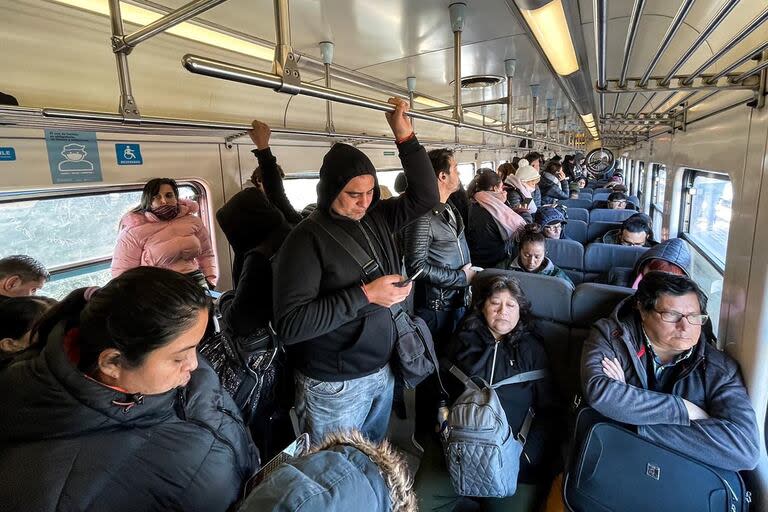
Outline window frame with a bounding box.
[678,169,730,272]
[0,181,208,282]
[650,163,667,228]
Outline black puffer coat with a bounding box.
[444,319,561,482]
[0,326,258,512]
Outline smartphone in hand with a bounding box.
[395,268,423,287]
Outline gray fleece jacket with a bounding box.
[581,297,760,471]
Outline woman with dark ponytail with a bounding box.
[112,178,218,289]
[0,267,258,512]
[506,224,574,286]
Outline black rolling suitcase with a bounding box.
[563,408,751,512]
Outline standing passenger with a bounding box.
[0,255,49,302]
[0,295,56,370]
[272,98,439,443]
[503,159,539,223]
[112,178,217,288]
[539,161,570,205]
[403,148,475,344]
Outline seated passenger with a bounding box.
[112,178,218,288]
[581,272,760,471]
[467,171,526,268]
[539,161,570,205]
[576,176,588,189]
[568,182,580,199]
[610,237,690,289]
[0,255,49,302]
[503,158,539,223]
[444,273,560,486]
[239,430,416,512]
[535,206,570,241]
[602,214,657,247]
[606,191,628,209]
[507,224,574,287]
[0,267,258,512]
[0,295,56,370]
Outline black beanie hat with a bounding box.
[317,143,379,211]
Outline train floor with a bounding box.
[387,390,549,512]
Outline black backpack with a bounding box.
[199,292,294,459]
[563,407,751,512]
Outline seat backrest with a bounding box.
[545,238,584,271]
[589,208,635,223]
[571,283,635,327]
[594,188,612,194]
[563,219,587,244]
[583,243,648,281]
[628,195,639,205]
[481,268,573,324]
[586,221,621,243]
[567,207,589,223]
[592,192,610,203]
[561,199,592,210]
[578,192,593,201]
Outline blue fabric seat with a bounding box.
[567,207,589,223]
[583,243,648,281]
[545,238,584,284]
[592,192,610,203]
[564,220,588,244]
[589,208,636,223]
[578,192,593,201]
[561,199,593,210]
[586,221,622,243]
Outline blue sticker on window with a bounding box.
[0,147,16,161]
[116,143,143,165]
[45,130,103,184]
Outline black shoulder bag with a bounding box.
[309,212,443,390]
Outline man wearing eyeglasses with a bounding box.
[581,271,760,471]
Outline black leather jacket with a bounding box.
[403,201,471,311]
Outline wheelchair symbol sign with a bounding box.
[116,143,143,165]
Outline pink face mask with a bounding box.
[151,204,179,221]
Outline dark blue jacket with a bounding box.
[0,325,258,512]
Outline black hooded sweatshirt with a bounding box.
[272,137,439,381]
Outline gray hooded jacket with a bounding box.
[581,297,760,471]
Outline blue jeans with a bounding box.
[295,365,394,444]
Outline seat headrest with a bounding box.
[572,283,634,325]
[545,239,584,270]
[584,243,648,273]
[479,269,572,323]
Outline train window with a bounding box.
[679,171,731,334]
[480,161,495,171]
[457,162,476,187]
[637,162,646,202]
[650,164,667,229]
[0,183,203,299]
[283,169,404,210]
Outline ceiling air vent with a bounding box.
[450,75,505,89]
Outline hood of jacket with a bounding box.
[120,198,199,230]
[632,237,691,276]
[216,188,291,253]
[541,171,560,186]
[239,430,416,512]
[316,143,380,212]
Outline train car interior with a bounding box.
[1,0,768,510]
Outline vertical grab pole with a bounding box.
[407,76,417,131]
[108,0,140,119]
[320,42,335,133]
[450,2,466,144]
[505,59,516,134]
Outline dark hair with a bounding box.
[611,184,628,193]
[35,267,210,372]
[0,255,50,282]
[394,172,407,194]
[133,178,180,212]
[517,223,546,249]
[0,296,56,342]
[635,271,708,315]
[497,162,516,182]
[463,273,532,336]
[428,148,454,179]
[544,161,562,175]
[622,216,654,240]
[473,169,501,193]
[563,155,574,164]
[252,164,285,183]
[511,156,521,170]
[523,152,542,164]
[608,192,628,202]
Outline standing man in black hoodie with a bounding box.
[272,98,439,443]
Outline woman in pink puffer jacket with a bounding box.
[112,178,218,287]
